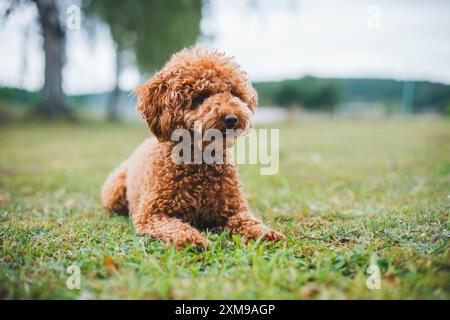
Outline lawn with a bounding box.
[0,118,449,299]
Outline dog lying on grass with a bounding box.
[101,47,285,248]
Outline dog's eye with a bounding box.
[191,92,210,108]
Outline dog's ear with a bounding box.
[244,85,258,112]
[134,76,183,141]
[233,82,258,112]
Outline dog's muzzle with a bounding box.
[222,114,238,129]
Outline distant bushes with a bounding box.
[2,75,450,119]
[255,77,450,113]
[0,87,38,106]
[255,76,341,111]
[0,87,39,121]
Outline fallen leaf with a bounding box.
[385,272,396,284]
[298,283,321,298]
[103,256,118,275]
[0,193,6,203]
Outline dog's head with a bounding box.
[134,47,257,143]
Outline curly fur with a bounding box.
[101,47,285,248]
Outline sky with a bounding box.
[0,0,450,95]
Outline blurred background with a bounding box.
[1,0,450,122]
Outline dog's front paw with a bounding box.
[262,229,286,242]
[170,234,210,249]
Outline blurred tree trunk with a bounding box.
[107,47,122,121]
[33,0,71,119]
[19,25,30,87]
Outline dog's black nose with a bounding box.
[222,114,238,128]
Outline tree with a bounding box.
[84,0,203,120]
[274,82,302,108]
[313,80,341,112]
[273,77,341,112]
[33,0,71,119]
[300,76,341,112]
[2,0,71,119]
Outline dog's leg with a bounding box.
[101,161,129,215]
[133,213,209,249]
[224,212,285,242]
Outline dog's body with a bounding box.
[101,48,284,248]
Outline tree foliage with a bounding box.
[266,76,341,111]
[84,0,203,74]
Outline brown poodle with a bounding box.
[101,47,285,248]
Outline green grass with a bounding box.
[0,118,449,299]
